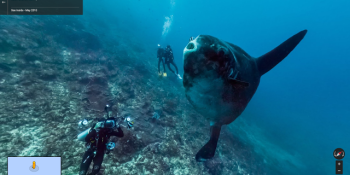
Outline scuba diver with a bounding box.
[157,44,166,77]
[157,44,182,79]
[77,105,133,175]
[164,45,182,79]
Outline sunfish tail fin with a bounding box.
[195,125,221,162]
[256,30,307,76]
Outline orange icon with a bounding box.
[33,161,36,169]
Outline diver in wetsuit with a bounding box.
[79,118,124,175]
[164,45,182,79]
[157,45,166,76]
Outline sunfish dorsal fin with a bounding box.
[256,30,307,76]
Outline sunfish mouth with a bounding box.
[184,37,199,56]
[186,42,195,50]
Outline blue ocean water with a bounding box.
[85,0,350,174]
[2,0,339,174]
[90,0,350,174]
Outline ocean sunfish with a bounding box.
[182,30,307,161]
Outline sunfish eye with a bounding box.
[217,47,228,56]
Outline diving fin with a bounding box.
[195,125,221,162]
[163,72,167,77]
[177,74,182,79]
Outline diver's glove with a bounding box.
[93,122,103,130]
[95,122,102,129]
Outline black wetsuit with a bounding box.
[79,127,124,175]
[164,47,179,75]
[157,48,166,73]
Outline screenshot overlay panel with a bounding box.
[8,157,61,175]
[0,0,82,15]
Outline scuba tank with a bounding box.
[76,104,112,142]
[77,128,91,141]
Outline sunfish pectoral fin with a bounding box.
[195,124,222,162]
[229,79,250,88]
[256,30,307,76]
[228,68,250,88]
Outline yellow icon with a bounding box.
[163,72,167,77]
[33,161,36,169]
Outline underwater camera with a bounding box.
[104,103,134,129]
[78,119,88,127]
[77,104,134,141]
[121,116,134,129]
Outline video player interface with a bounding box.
[0,0,82,15]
